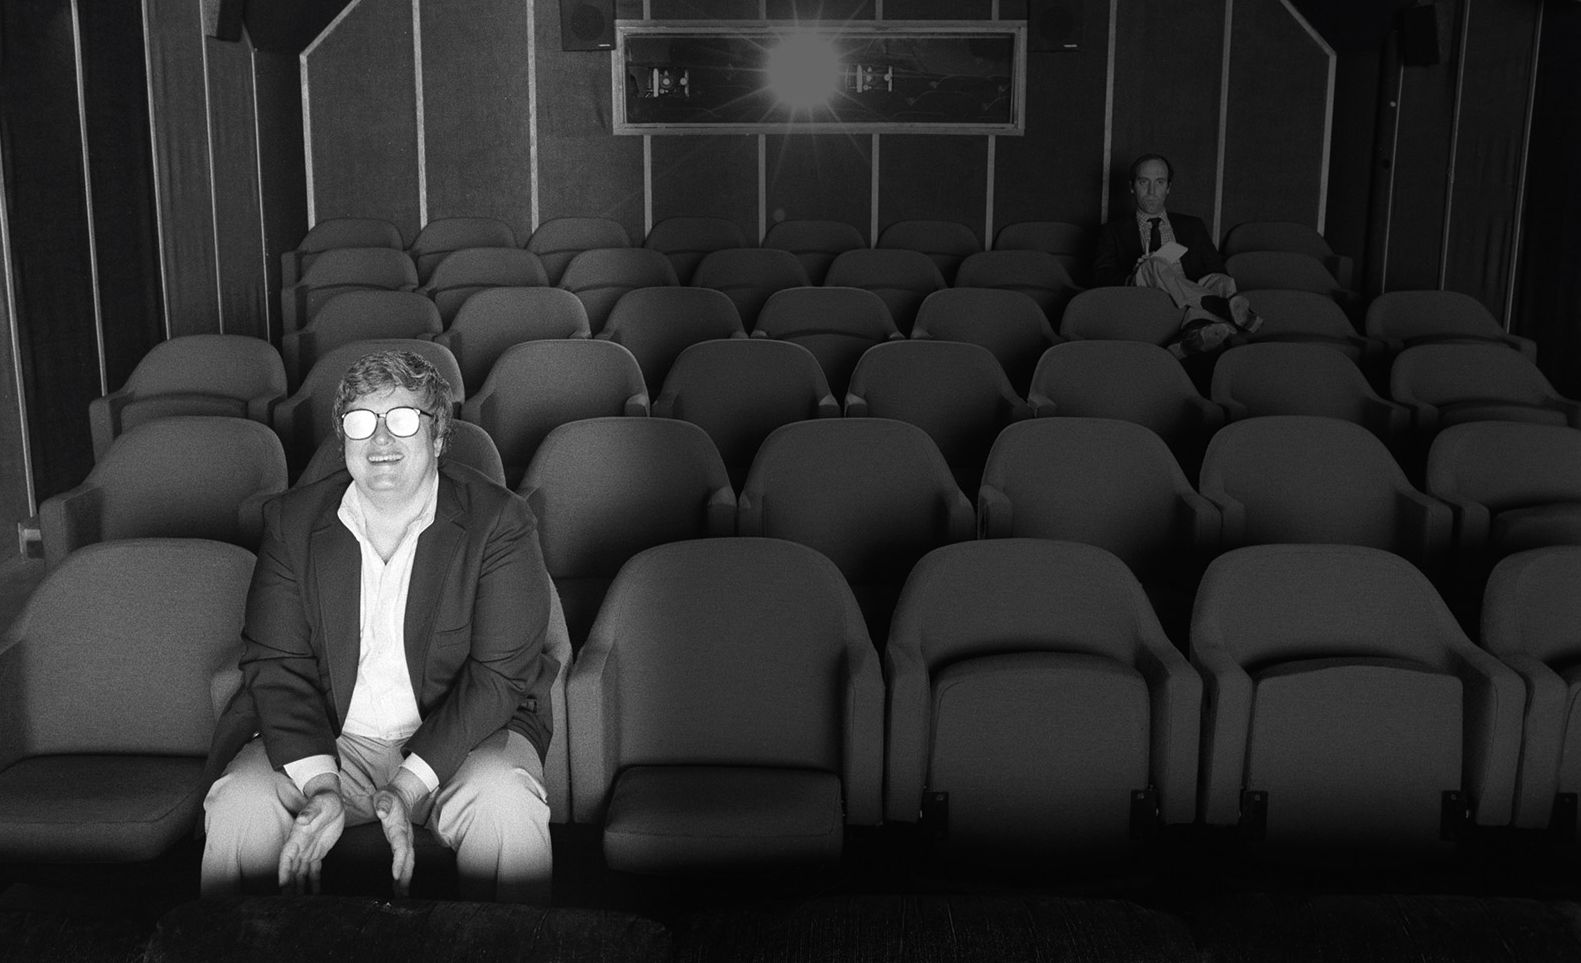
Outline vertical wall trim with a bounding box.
[1211,0,1234,243]
[247,31,272,344]
[140,0,173,340]
[301,0,364,229]
[0,102,38,517]
[526,0,540,232]
[757,134,767,242]
[869,134,880,244]
[1439,0,1472,289]
[198,0,225,332]
[984,136,996,247]
[643,136,653,237]
[412,0,428,227]
[70,0,108,392]
[1100,0,1119,222]
[1505,1,1543,330]
[1280,0,1335,233]
[1380,63,1405,294]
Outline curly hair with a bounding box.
[332,349,453,455]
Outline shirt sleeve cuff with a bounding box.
[282,754,339,795]
[400,753,440,795]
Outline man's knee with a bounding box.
[203,746,295,845]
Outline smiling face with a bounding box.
[1131,158,1171,216]
[342,385,441,505]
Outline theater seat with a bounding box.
[1221,221,1353,290]
[877,219,982,284]
[568,538,883,872]
[1193,544,1522,847]
[761,218,866,284]
[282,290,442,387]
[527,216,630,285]
[912,287,1060,395]
[1211,343,1409,444]
[885,539,1201,856]
[1481,546,1581,830]
[954,251,1083,322]
[1426,422,1581,565]
[40,416,286,568]
[281,216,404,287]
[0,539,253,862]
[1391,343,1581,433]
[407,216,518,284]
[754,286,902,399]
[88,334,286,461]
[282,247,419,335]
[644,216,747,284]
[433,286,591,392]
[824,249,946,335]
[1225,251,1345,300]
[1059,287,1181,345]
[559,248,679,335]
[1366,290,1537,361]
[690,248,810,330]
[416,247,548,324]
[597,286,746,390]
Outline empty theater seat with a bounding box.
[754,286,902,399]
[567,537,883,872]
[407,216,519,284]
[1060,286,1182,345]
[40,416,287,568]
[690,247,810,330]
[884,539,1201,856]
[761,218,866,285]
[993,220,1092,257]
[912,287,1061,395]
[844,339,1030,493]
[953,251,1082,322]
[597,286,746,390]
[519,417,736,649]
[877,219,983,284]
[282,216,404,287]
[559,247,680,335]
[1225,251,1346,300]
[824,249,947,335]
[739,418,974,644]
[1193,543,1522,847]
[527,216,631,285]
[461,339,648,487]
[1211,342,1409,444]
[282,290,443,387]
[282,247,419,334]
[1238,288,1382,368]
[1366,289,1537,360]
[416,247,549,324]
[0,538,253,862]
[1221,221,1353,290]
[88,334,286,461]
[653,338,839,490]
[1390,343,1581,433]
[644,215,747,284]
[433,286,592,392]
[1480,546,1581,830]
[1426,422,1581,564]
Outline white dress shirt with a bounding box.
[282,473,442,796]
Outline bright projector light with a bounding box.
[766,34,840,110]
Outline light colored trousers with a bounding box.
[201,728,552,903]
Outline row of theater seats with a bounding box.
[4,533,1578,877]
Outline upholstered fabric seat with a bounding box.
[407,216,518,283]
[433,286,591,391]
[526,216,630,285]
[559,248,679,334]
[281,290,442,386]
[754,286,902,399]
[912,287,1061,394]
[824,249,946,335]
[643,215,746,284]
[597,286,746,390]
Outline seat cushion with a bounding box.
[1489,503,1581,556]
[121,394,250,429]
[928,652,1150,852]
[603,765,843,874]
[1439,403,1570,429]
[1246,658,1462,847]
[0,754,206,862]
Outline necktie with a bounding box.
[1148,217,1162,255]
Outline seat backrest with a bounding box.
[584,538,867,774]
[654,338,834,486]
[761,219,866,284]
[1221,221,1334,260]
[299,247,418,289]
[980,418,1202,570]
[434,286,591,390]
[461,339,647,485]
[408,216,518,282]
[559,247,680,334]
[1,538,253,756]
[1200,415,1424,551]
[1211,343,1387,425]
[690,248,810,330]
[527,216,631,284]
[1391,343,1560,409]
[599,286,744,389]
[643,216,747,283]
[739,418,973,582]
[953,251,1080,320]
[421,247,547,290]
[1426,422,1581,512]
[755,286,898,398]
[122,334,286,402]
[877,219,982,283]
[1240,288,1363,342]
[823,249,946,334]
[1225,251,1341,296]
[290,217,405,283]
[1030,341,1207,439]
[290,291,443,383]
[993,221,1092,257]
[912,288,1058,394]
[1060,286,1181,344]
[1365,290,1503,344]
[1481,546,1581,664]
[296,419,507,489]
[1193,543,1460,668]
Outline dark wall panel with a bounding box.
[879,136,989,244]
[206,37,269,340]
[147,0,221,337]
[1109,0,1225,223]
[421,0,535,240]
[0,224,31,524]
[1220,1,1331,237]
[883,0,991,17]
[652,136,759,237]
[1442,0,1537,319]
[1382,0,1460,292]
[535,0,644,239]
[78,0,164,390]
[305,0,420,243]
[766,0,874,18]
[254,50,309,344]
[765,134,873,243]
[1,1,98,501]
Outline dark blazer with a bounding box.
[1092,211,1227,287]
[206,462,556,787]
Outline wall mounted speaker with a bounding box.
[1399,3,1441,67]
[1029,0,1084,52]
[560,0,615,52]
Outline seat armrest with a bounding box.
[1436,492,1491,557]
[1133,633,1203,824]
[1027,391,1056,417]
[976,484,1011,538]
[88,393,130,461]
[1179,490,1225,556]
[882,643,931,824]
[566,638,618,825]
[1440,636,1526,827]
[623,393,650,416]
[815,394,841,418]
[1394,488,1455,571]
[1193,396,1227,430]
[843,640,885,826]
[1193,642,1254,826]
[38,485,104,569]
[844,394,869,417]
[705,487,737,536]
[1495,653,1567,829]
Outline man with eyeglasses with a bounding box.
[201,349,556,903]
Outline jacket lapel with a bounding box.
[403,475,467,697]
[309,501,362,728]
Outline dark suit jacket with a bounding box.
[1092,212,1227,287]
[206,462,556,787]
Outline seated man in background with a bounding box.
[201,349,556,903]
[1093,152,1258,354]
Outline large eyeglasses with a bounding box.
[340,406,433,440]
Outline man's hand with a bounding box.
[277,776,345,895]
[373,768,428,897]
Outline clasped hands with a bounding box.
[277,769,428,897]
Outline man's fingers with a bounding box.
[308,859,323,896]
[278,838,301,890]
